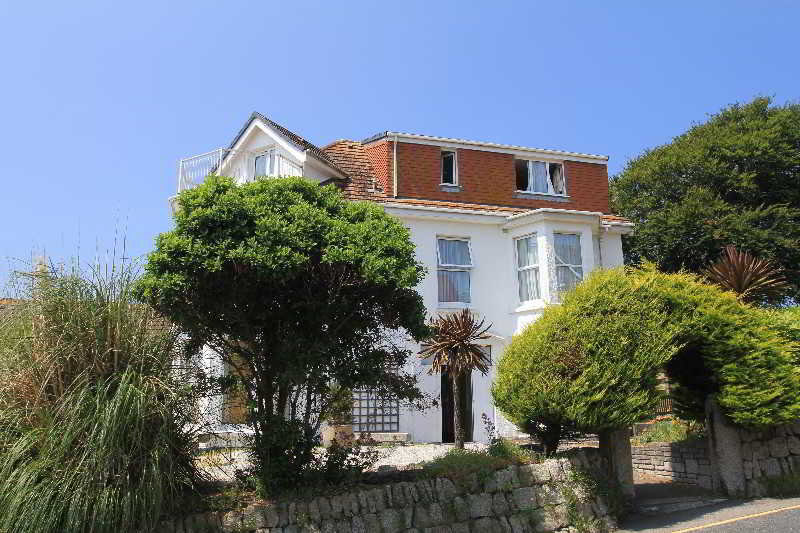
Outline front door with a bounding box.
[441,370,473,443]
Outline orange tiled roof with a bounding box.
[322,140,385,202]
[378,197,527,214]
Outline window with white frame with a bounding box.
[515,159,566,195]
[441,150,457,185]
[553,233,583,297]
[437,238,472,304]
[254,151,273,178]
[515,234,540,302]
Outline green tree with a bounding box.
[135,176,430,494]
[420,309,491,449]
[611,97,800,302]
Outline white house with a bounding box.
[174,112,633,445]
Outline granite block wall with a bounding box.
[156,448,617,533]
[631,439,712,489]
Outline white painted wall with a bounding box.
[386,207,628,443]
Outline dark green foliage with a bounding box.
[611,97,800,302]
[135,176,430,494]
[494,266,800,454]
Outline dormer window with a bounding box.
[441,150,457,185]
[515,160,566,196]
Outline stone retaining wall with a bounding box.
[631,439,712,489]
[738,421,800,497]
[157,448,617,533]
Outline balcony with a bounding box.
[176,148,303,194]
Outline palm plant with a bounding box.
[421,309,491,449]
[703,245,790,305]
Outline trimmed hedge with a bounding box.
[493,266,800,441]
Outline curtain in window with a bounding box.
[438,270,471,303]
[438,239,471,266]
[516,236,540,301]
[516,236,538,268]
[593,235,602,269]
[254,154,268,177]
[531,161,549,193]
[554,234,583,294]
[554,234,582,265]
[549,163,565,195]
[518,268,540,301]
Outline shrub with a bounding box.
[493,266,683,454]
[136,177,431,495]
[630,418,704,446]
[493,266,800,455]
[0,261,202,533]
[421,448,512,486]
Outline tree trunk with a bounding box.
[452,374,464,449]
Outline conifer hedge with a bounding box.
[493,266,800,449]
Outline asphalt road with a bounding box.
[619,497,800,532]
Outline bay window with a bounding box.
[553,233,583,298]
[515,234,540,302]
[437,238,472,304]
[515,159,566,195]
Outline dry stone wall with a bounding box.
[631,439,712,489]
[157,449,617,533]
[738,421,800,497]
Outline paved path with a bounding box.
[619,497,800,532]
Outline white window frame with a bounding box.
[515,159,567,196]
[514,233,541,303]
[253,149,275,178]
[436,237,472,305]
[441,150,458,185]
[553,232,584,300]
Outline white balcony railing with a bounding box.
[177,148,303,194]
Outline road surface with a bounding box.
[619,497,800,532]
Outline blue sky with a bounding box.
[1,1,798,292]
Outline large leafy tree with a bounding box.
[611,97,800,301]
[135,176,429,493]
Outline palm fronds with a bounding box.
[703,245,790,304]
[420,309,492,377]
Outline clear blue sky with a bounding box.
[1,1,798,292]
